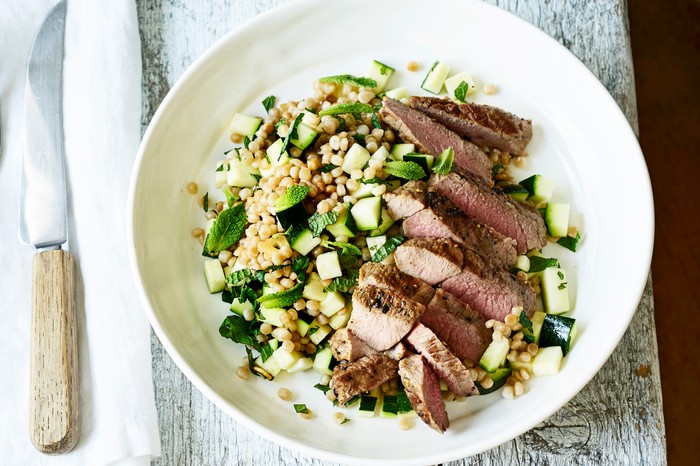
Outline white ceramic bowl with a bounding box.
[128,0,654,464]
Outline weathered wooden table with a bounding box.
[138,0,667,464]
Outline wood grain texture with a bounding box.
[137,0,666,464]
[30,249,80,454]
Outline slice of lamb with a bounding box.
[381,97,493,182]
[440,249,536,321]
[383,179,428,220]
[358,262,435,305]
[347,285,425,351]
[329,328,376,362]
[410,96,533,156]
[398,355,449,433]
[331,354,399,404]
[405,323,478,397]
[422,289,491,363]
[394,238,464,285]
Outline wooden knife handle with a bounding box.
[30,249,80,454]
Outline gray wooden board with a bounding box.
[137,0,666,464]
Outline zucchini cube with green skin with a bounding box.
[260,138,290,178]
[226,158,260,188]
[520,174,555,205]
[368,209,395,237]
[368,60,395,92]
[421,61,451,94]
[203,259,226,293]
[320,291,345,317]
[290,123,318,150]
[444,70,477,100]
[532,346,563,376]
[302,272,327,301]
[366,235,387,256]
[229,112,262,139]
[309,320,332,345]
[295,319,311,337]
[255,355,282,378]
[259,307,287,327]
[229,298,253,316]
[384,86,410,101]
[289,227,321,255]
[328,307,351,329]
[313,346,333,376]
[316,251,342,280]
[390,143,415,160]
[479,337,510,372]
[341,143,371,174]
[350,196,382,231]
[358,396,379,418]
[348,181,379,200]
[544,203,570,237]
[326,205,357,238]
[541,267,570,315]
[287,357,314,373]
[403,153,434,173]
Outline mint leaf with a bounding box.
[492,162,503,177]
[322,241,362,256]
[280,113,303,154]
[274,185,310,211]
[203,192,209,212]
[262,95,276,113]
[293,403,309,414]
[519,309,534,334]
[454,81,469,102]
[323,269,359,293]
[292,256,310,278]
[384,161,426,181]
[319,163,337,173]
[314,383,331,394]
[318,102,374,117]
[250,173,262,184]
[257,281,305,308]
[557,231,581,252]
[319,74,377,88]
[219,315,261,351]
[432,147,454,174]
[371,234,407,262]
[243,135,251,149]
[275,117,287,131]
[371,112,381,129]
[222,187,239,207]
[227,268,254,287]
[308,211,339,237]
[203,202,247,256]
[527,256,560,273]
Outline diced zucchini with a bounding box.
[296,319,311,337]
[326,205,357,238]
[350,196,382,231]
[289,227,321,255]
[229,112,262,139]
[215,163,228,188]
[309,321,332,345]
[316,251,342,280]
[260,138,290,178]
[229,298,253,316]
[366,235,387,256]
[255,355,282,378]
[520,175,555,205]
[371,145,390,163]
[403,153,434,173]
[476,367,512,395]
[532,346,563,376]
[341,143,371,174]
[358,395,379,417]
[368,60,395,92]
[204,259,226,293]
[320,291,345,317]
[514,255,531,272]
[380,395,398,418]
[274,348,306,370]
[421,61,451,94]
[259,307,287,327]
[313,346,334,375]
[275,202,310,230]
[290,123,319,150]
[444,70,477,100]
[522,311,546,343]
[287,357,314,373]
[539,314,577,355]
[509,359,534,373]
[349,181,378,200]
[368,209,395,237]
[302,272,327,301]
[541,267,570,315]
[501,184,530,202]
[384,179,402,192]
[544,203,570,237]
[384,87,410,101]
[396,389,417,418]
[328,306,351,330]
[226,158,261,188]
[479,337,510,372]
[390,143,415,160]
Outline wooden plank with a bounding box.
[137,0,666,464]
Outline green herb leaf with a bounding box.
[454,80,469,102]
[216,162,226,171]
[492,162,503,176]
[318,102,374,117]
[275,117,287,130]
[308,211,339,237]
[203,203,247,256]
[262,95,276,113]
[354,133,365,143]
[308,326,319,335]
[558,282,568,290]
[519,309,534,334]
[384,161,426,181]
[227,268,254,287]
[292,256,311,281]
[322,241,362,256]
[280,114,303,154]
[338,252,358,269]
[319,163,338,173]
[318,74,377,88]
[371,234,407,262]
[340,418,351,424]
[250,173,262,184]
[527,255,560,273]
[323,269,359,293]
[433,147,455,174]
[305,107,318,114]
[257,281,305,308]
[243,135,251,149]
[222,187,239,207]
[293,403,309,414]
[219,315,261,351]
[557,270,564,280]
[343,395,361,407]
[314,383,331,394]
[557,231,581,252]
[203,192,209,212]
[371,112,381,129]
[361,177,385,185]
[274,185,310,211]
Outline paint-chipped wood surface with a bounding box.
[137,1,666,464]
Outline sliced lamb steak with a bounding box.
[422,289,491,363]
[380,97,493,182]
[348,285,425,351]
[383,179,428,220]
[394,237,463,285]
[398,355,449,433]
[405,323,478,397]
[440,248,536,321]
[410,96,533,156]
[331,354,399,404]
[429,172,547,253]
[329,328,376,362]
[358,262,435,305]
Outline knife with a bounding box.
[19,0,80,454]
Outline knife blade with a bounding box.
[19,0,80,454]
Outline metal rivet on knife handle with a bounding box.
[29,249,80,454]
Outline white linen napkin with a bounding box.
[0,1,161,464]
